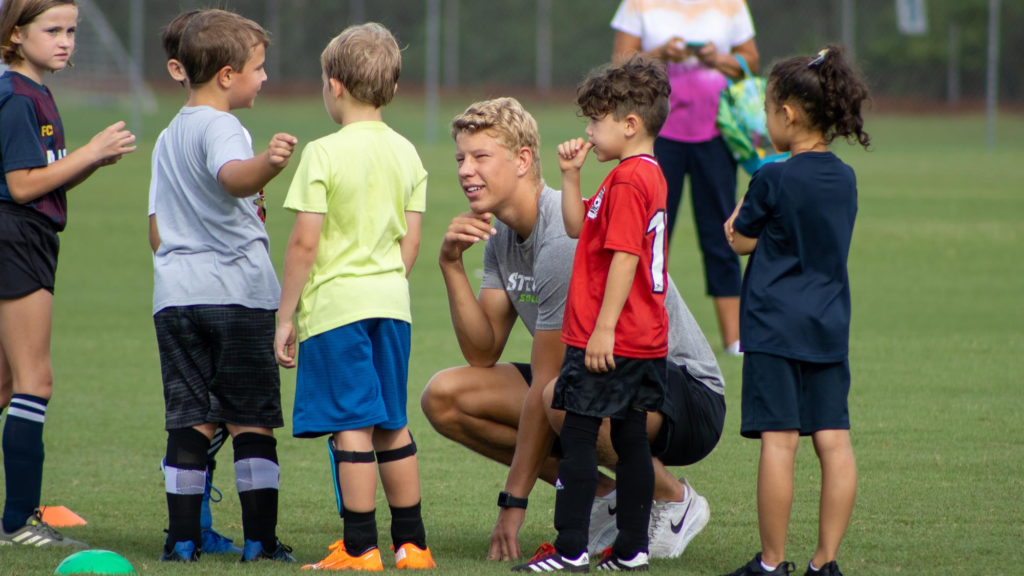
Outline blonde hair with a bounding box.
[0,0,76,66]
[451,97,542,185]
[321,23,401,108]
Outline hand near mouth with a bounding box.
[440,210,497,265]
[557,137,594,174]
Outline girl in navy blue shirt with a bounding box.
[0,0,135,549]
[720,45,870,576]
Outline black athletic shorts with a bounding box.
[0,202,59,299]
[741,352,850,439]
[653,362,725,466]
[155,305,283,430]
[515,359,725,467]
[550,346,667,420]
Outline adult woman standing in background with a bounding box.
[612,0,758,354]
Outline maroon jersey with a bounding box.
[0,71,68,230]
[561,155,669,359]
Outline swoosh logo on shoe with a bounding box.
[608,505,616,515]
[670,500,693,534]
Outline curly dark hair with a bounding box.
[575,55,671,137]
[768,45,871,149]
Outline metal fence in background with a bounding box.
[41,0,1023,143]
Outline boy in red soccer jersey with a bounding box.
[512,56,671,573]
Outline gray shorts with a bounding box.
[155,305,283,430]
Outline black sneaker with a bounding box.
[804,560,843,576]
[595,547,649,571]
[512,542,590,573]
[240,538,295,563]
[721,553,795,576]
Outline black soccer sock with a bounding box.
[164,427,210,549]
[233,433,280,551]
[610,410,654,559]
[2,394,47,533]
[208,424,227,462]
[343,508,378,556]
[552,412,602,558]
[390,502,427,550]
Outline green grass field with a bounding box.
[0,92,1022,575]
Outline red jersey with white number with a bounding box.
[561,154,669,358]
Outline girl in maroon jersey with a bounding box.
[0,0,135,548]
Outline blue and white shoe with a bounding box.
[240,539,295,563]
[200,474,241,554]
[160,539,200,562]
[160,457,241,555]
[202,528,242,555]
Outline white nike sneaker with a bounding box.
[588,490,619,555]
[647,478,710,559]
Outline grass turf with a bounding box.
[0,92,1021,574]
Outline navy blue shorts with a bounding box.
[740,352,850,439]
[293,318,411,438]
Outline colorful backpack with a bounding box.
[716,55,789,176]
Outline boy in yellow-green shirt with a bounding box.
[274,23,435,571]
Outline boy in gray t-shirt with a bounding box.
[151,10,297,564]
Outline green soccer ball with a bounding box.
[55,550,135,575]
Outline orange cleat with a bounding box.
[393,543,438,569]
[301,540,384,571]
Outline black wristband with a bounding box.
[497,491,528,510]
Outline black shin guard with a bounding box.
[375,435,416,464]
[553,412,602,558]
[376,438,425,549]
[233,433,280,551]
[328,438,378,519]
[332,445,377,555]
[207,424,227,464]
[165,428,211,549]
[610,410,654,558]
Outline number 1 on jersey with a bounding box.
[647,210,666,293]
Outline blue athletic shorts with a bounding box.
[740,352,850,439]
[293,318,411,438]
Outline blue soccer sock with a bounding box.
[2,394,48,533]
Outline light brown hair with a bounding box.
[178,9,268,87]
[575,55,671,137]
[321,23,401,108]
[451,97,543,185]
[161,9,200,61]
[0,0,77,66]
